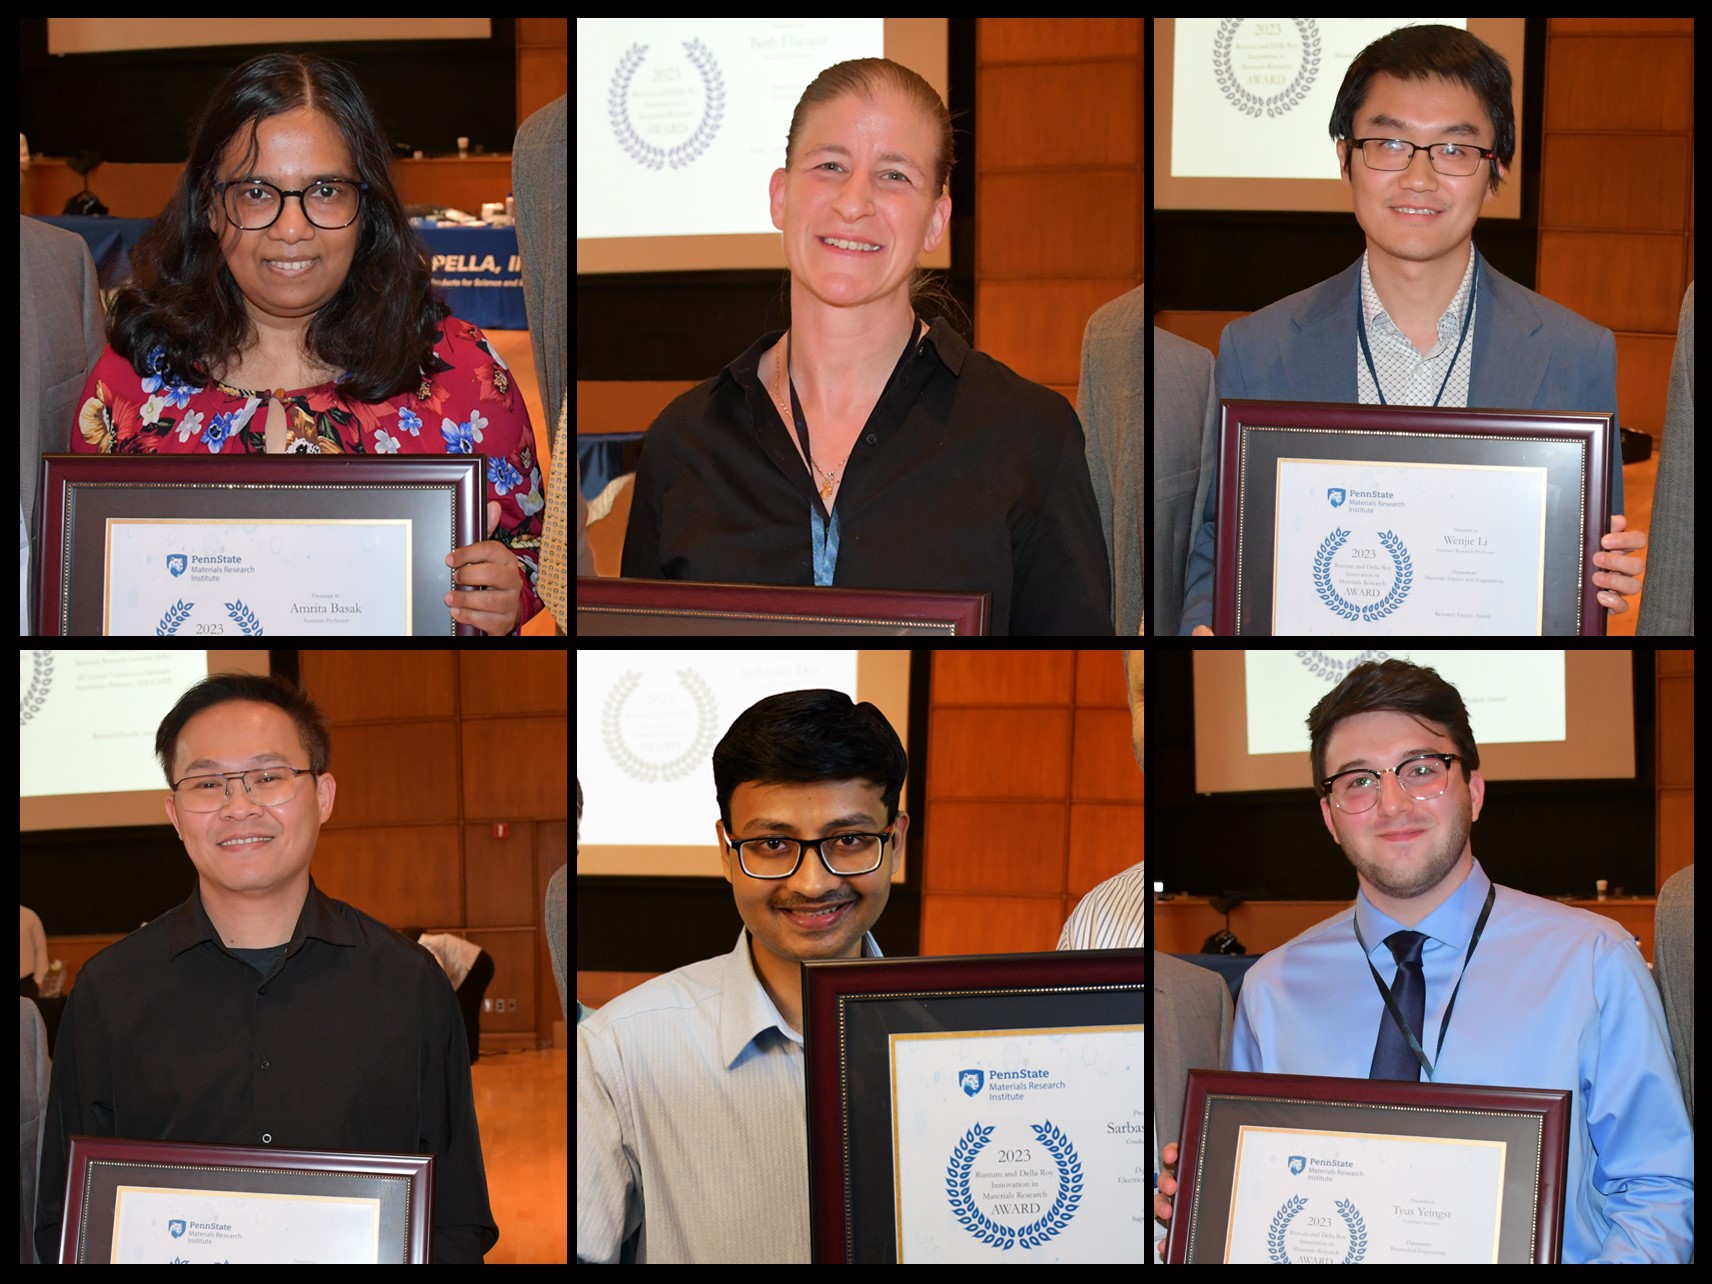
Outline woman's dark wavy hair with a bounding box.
[107,53,449,402]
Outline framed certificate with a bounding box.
[1211,400,1613,636]
[577,577,990,635]
[802,950,1144,1263]
[37,455,484,636]
[58,1136,434,1263]
[1165,1070,1571,1264]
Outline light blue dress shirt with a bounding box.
[1232,858,1693,1263]
[577,927,881,1264]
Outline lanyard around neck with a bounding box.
[1357,247,1479,408]
[783,318,922,586]
[1352,881,1496,1082]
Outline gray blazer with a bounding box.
[19,216,106,632]
[1154,952,1232,1175]
[1182,252,1624,631]
[1638,283,1692,636]
[1654,865,1692,1124]
[1153,326,1215,638]
[1076,285,1145,635]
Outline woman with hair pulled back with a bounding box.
[622,58,1112,635]
[72,53,543,635]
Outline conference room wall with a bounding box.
[299,650,567,1049]
[920,649,1142,954]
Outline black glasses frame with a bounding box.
[722,823,897,880]
[1320,753,1462,813]
[170,765,318,810]
[1347,137,1497,176]
[213,178,370,231]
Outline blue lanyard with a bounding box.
[809,503,840,588]
[783,318,921,587]
[1357,247,1479,408]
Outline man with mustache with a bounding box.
[577,689,906,1263]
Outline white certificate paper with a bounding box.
[110,1185,381,1263]
[1272,459,1549,634]
[1226,1126,1505,1263]
[104,519,413,635]
[890,1025,1145,1262]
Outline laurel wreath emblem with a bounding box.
[1212,19,1322,119]
[21,650,53,726]
[1294,650,1392,683]
[601,669,718,784]
[944,1120,1083,1251]
[156,599,195,635]
[1266,1194,1368,1263]
[609,40,726,171]
[1313,528,1412,622]
[225,599,264,636]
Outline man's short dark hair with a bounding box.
[155,673,332,785]
[1329,24,1515,195]
[713,689,908,828]
[1306,660,1480,790]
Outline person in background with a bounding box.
[402,926,494,1065]
[512,92,568,634]
[20,903,49,998]
[20,191,106,633]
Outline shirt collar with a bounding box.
[1360,244,1478,346]
[717,927,883,1066]
[1354,856,1492,956]
[167,875,363,961]
[717,314,968,398]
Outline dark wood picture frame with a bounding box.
[38,454,484,636]
[59,1135,435,1264]
[801,949,1144,1263]
[576,576,991,635]
[1165,1069,1571,1264]
[1211,400,1613,636]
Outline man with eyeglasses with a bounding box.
[578,689,907,1263]
[33,674,497,1263]
[1182,23,1647,632]
[1154,659,1691,1261]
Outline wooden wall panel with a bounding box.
[1655,651,1693,888]
[974,19,1143,403]
[291,651,566,1046]
[1539,19,1693,399]
[922,650,1140,955]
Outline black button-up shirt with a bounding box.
[34,878,498,1263]
[620,318,1114,635]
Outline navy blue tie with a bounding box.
[1369,930,1426,1081]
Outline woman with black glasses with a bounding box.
[70,53,542,635]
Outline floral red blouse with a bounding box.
[72,314,543,633]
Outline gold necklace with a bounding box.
[770,319,924,502]
[772,331,847,501]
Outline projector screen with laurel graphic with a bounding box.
[576,651,913,879]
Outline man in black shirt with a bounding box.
[34,674,498,1263]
